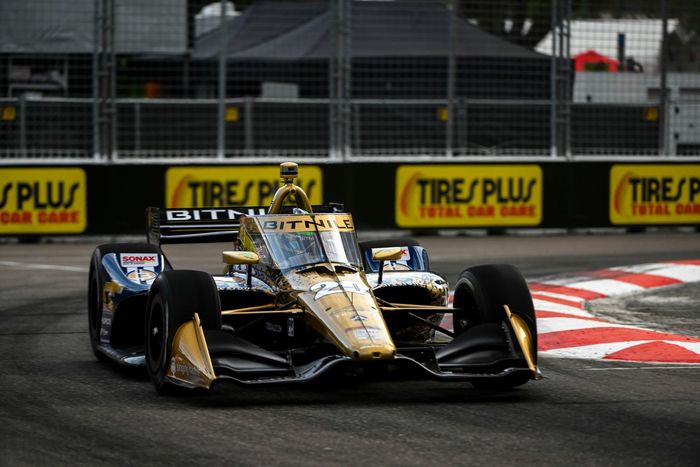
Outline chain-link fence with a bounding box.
[1,0,699,163]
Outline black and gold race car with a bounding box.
[88,162,539,394]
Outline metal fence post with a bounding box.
[564,0,572,160]
[329,0,351,161]
[446,0,456,158]
[217,0,227,160]
[342,0,351,161]
[457,99,467,152]
[550,0,558,158]
[134,102,141,153]
[329,0,339,161]
[92,0,100,161]
[19,95,27,158]
[659,0,668,157]
[244,96,253,154]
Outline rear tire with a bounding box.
[145,270,221,395]
[452,264,537,389]
[88,243,166,361]
[87,259,108,361]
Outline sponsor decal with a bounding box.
[345,326,383,341]
[120,254,159,267]
[257,214,354,233]
[164,207,265,222]
[610,165,700,224]
[265,322,283,333]
[288,317,295,337]
[215,275,246,287]
[0,168,87,234]
[395,165,542,227]
[310,280,370,300]
[351,315,368,322]
[126,269,157,284]
[171,359,201,379]
[165,166,323,208]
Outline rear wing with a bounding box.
[146,204,345,245]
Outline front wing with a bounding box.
[165,305,538,390]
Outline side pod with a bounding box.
[166,313,217,389]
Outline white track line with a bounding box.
[0,260,88,273]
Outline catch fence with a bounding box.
[1,0,699,163]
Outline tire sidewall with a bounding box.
[453,264,537,357]
[144,270,221,393]
[145,281,173,390]
[87,258,101,351]
[452,270,493,330]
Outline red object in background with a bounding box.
[574,50,619,72]
[145,81,162,98]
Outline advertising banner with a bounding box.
[610,165,700,224]
[396,165,542,227]
[165,166,323,208]
[0,168,87,234]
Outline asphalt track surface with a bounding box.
[1,232,699,466]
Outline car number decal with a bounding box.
[310,280,369,300]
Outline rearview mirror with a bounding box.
[223,251,259,288]
[372,247,403,262]
[372,247,403,285]
[223,251,259,265]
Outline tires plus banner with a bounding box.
[610,165,700,225]
[0,168,87,234]
[165,166,323,208]
[396,165,542,227]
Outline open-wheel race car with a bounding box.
[88,162,540,394]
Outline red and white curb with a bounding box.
[530,260,700,364]
[447,260,700,364]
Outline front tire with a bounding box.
[452,264,537,389]
[145,270,221,395]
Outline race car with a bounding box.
[88,162,539,394]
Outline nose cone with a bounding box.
[299,277,396,360]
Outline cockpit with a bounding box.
[240,214,362,270]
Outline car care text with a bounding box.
[0,168,87,233]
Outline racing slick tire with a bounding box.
[452,264,537,389]
[145,270,221,395]
[88,243,165,361]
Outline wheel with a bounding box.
[145,270,221,395]
[88,243,166,361]
[87,258,108,361]
[452,264,537,389]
